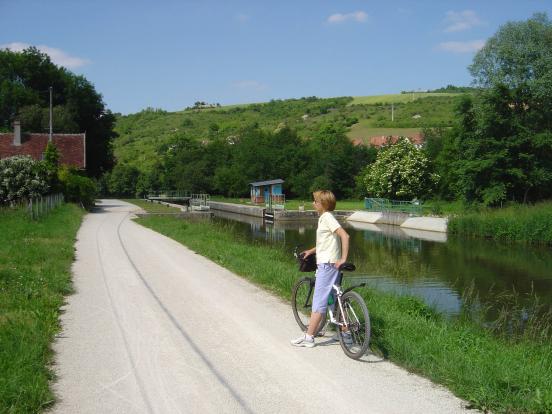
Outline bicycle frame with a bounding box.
[327,277,366,328]
[327,283,347,327]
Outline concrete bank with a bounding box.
[209,201,352,221]
[347,211,448,233]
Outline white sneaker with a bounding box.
[291,334,315,348]
[332,332,353,345]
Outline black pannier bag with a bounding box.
[297,252,317,272]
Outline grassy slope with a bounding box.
[135,213,552,414]
[350,92,459,105]
[120,198,182,213]
[0,204,84,413]
[113,94,464,172]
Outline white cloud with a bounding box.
[0,42,90,68]
[438,40,485,53]
[232,80,267,91]
[443,10,483,33]
[327,11,368,24]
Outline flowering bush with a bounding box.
[0,156,49,205]
[363,137,438,200]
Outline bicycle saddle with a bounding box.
[339,263,356,272]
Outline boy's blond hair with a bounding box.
[313,190,336,212]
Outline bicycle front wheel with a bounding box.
[336,291,371,360]
[291,277,326,335]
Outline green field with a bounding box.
[350,93,460,105]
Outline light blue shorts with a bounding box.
[312,263,340,313]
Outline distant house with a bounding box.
[250,179,284,204]
[0,120,86,168]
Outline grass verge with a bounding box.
[135,214,552,414]
[449,201,552,245]
[120,198,182,213]
[0,204,84,413]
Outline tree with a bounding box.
[0,46,116,177]
[363,137,438,200]
[469,12,552,131]
[437,13,552,205]
[449,85,552,205]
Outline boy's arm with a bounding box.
[334,227,350,269]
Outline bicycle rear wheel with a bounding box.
[336,291,371,360]
[291,277,326,335]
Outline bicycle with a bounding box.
[291,248,371,360]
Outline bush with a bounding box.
[0,155,49,204]
[363,137,438,200]
[58,166,97,210]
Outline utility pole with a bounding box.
[49,86,53,142]
[391,103,394,122]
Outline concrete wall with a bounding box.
[209,201,352,221]
[209,201,264,218]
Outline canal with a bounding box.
[210,210,552,321]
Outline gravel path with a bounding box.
[51,199,473,413]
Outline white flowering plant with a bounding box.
[363,137,439,200]
[0,156,50,205]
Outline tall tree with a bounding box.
[469,12,552,131]
[0,47,116,177]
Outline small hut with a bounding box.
[249,179,284,205]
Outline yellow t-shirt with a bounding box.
[316,212,342,264]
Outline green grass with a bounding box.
[135,215,552,413]
[121,198,181,213]
[449,201,552,244]
[0,204,84,413]
[350,93,460,105]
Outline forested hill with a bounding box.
[113,93,465,171]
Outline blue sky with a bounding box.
[2,0,551,114]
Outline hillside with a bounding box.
[113,93,466,171]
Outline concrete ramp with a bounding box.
[401,217,448,233]
[347,211,384,224]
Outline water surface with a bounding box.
[209,210,552,319]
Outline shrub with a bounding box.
[58,166,97,210]
[0,155,49,204]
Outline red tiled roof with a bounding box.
[367,133,424,148]
[0,133,85,168]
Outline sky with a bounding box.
[2,0,551,115]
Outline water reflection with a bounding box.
[210,210,552,319]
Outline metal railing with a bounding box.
[147,191,191,199]
[28,193,64,220]
[190,193,210,210]
[364,197,422,215]
[266,194,285,211]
